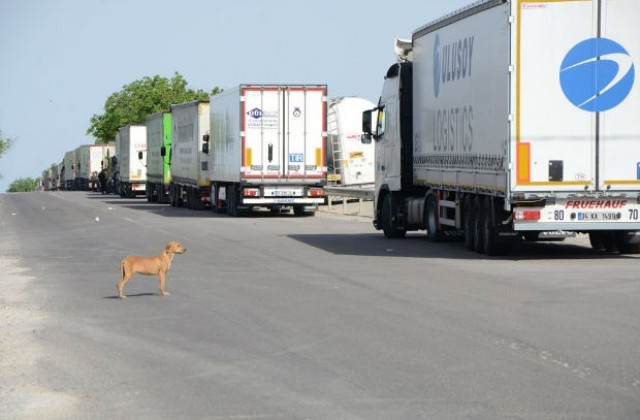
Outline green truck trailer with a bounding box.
[146,112,172,203]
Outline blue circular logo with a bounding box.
[433,34,441,98]
[560,37,635,112]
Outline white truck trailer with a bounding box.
[362,0,640,255]
[115,125,147,198]
[327,96,376,186]
[208,85,327,216]
[75,144,115,190]
[169,100,210,209]
[146,112,172,203]
[62,150,77,190]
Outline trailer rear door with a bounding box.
[513,0,639,192]
[242,86,327,182]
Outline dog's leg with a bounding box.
[117,261,131,299]
[159,270,170,296]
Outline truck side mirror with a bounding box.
[161,146,166,157]
[203,134,210,143]
[202,143,209,154]
[362,110,373,135]
[138,151,143,160]
[361,134,373,144]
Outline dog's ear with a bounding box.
[165,242,173,252]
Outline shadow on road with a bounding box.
[103,292,158,299]
[288,232,637,261]
[87,194,311,219]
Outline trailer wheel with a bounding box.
[473,196,485,254]
[381,194,406,239]
[601,232,619,253]
[227,185,237,217]
[170,185,177,207]
[425,194,442,242]
[191,187,204,210]
[481,197,500,256]
[463,196,475,251]
[615,231,640,254]
[293,205,313,217]
[588,232,605,250]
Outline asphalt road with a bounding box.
[1,191,639,419]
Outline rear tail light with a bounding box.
[308,188,324,197]
[242,188,259,197]
[514,210,541,220]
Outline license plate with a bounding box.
[263,187,303,197]
[577,212,621,221]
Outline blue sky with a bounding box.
[0,0,471,191]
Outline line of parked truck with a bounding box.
[41,86,376,216]
[41,0,640,255]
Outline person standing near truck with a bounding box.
[98,169,107,194]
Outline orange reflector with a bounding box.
[308,188,324,197]
[517,142,530,183]
[245,147,252,167]
[514,210,541,220]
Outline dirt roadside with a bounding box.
[0,258,77,420]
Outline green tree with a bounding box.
[0,130,16,181]
[87,72,221,144]
[0,129,15,158]
[8,177,40,192]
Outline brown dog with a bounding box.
[117,241,186,299]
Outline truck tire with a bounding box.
[170,185,177,207]
[588,232,605,250]
[602,232,619,253]
[425,194,442,242]
[381,194,406,239]
[185,187,193,209]
[227,185,237,217]
[293,205,314,217]
[482,197,499,256]
[473,196,485,254]
[615,231,640,254]
[193,188,201,210]
[463,196,475,251]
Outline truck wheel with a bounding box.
[482,197,500,256]
[473,196,485,254]
[588,232,605,250]
[185,188,193,209]
[615,231,640,254]
[463,196,475,251]
[425,194,442,242]
[170,185,177,207]
[227,185,237,217]
[602,232,619,253]
[191,188,203,210]
[381,194,406,239]
[293,205,313,217]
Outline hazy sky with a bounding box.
[0,0,471,191]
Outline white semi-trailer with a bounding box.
[362,0,640,254]
[115,125,147,198]
[208,85,327,216]
[62,150,77,190]
[75,144,114,190]
[169,100,210,209]
[327,96,376,186]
